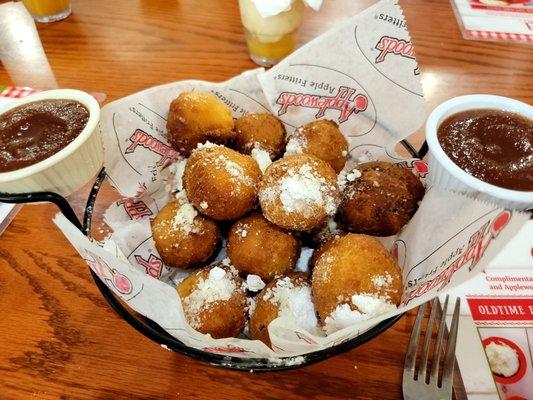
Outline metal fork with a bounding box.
[403,296,461,400]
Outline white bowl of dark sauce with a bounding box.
[0,89,103,197]
[426,95,533,210]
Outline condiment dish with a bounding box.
[0,89,102,197]
[426,94,533,210]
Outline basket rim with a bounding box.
[88,268,405,371]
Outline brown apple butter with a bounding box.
[437,109,533,192]
[0,99,89,173]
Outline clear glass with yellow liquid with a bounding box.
[239,0,304,67]
[22,0,71,23]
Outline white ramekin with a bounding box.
[0,89,103,197]
[426,95,533,210]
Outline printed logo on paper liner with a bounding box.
[134,254,164,279]
[125,128,179,168]
[402,210,512,305]
[354,15,423,96]
[395,159,429,178]
[84,251,133,295]
[110,109,173,180]
[117,197,153,220]
[273,66,377,137]
[375,36,415,64]
[412,160,429,178]
[127,235,173,281]
[276,86,368,124]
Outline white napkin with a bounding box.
[0,1,58,89]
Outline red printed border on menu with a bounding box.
[465,30,533,43]
[470,4,533,14]
[0,86,38,99]
[467,297,533,323]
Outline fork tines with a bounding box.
[403,295,461,400]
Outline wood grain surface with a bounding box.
[0,0,531,399]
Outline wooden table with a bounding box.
[0,0,531,399]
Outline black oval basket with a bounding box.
[0,140,427,371]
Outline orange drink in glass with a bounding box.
[22,0,71,23]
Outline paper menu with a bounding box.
[452,0,533,43]
[53,0,530,360]
[444,260,533,399]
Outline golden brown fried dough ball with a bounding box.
[258,154,341,231]
[311,234,403,334]
[285,120,348,173]
[177,263,246,338]
[227,213,300,282]
[183,144,262,221]
[151,199,220,269]
[338,161,425,236]
[234,113,286,158]
[166,91,235,156]
[250,273,318,347]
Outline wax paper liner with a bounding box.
[54,0,529,359]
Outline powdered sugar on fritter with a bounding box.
[324,293,397,334]
[295,247,314,273]
[170,190,201,235]
[314,218,341,243]
[182,266,238,329]
[221,155,242,177]
[193,143,255,188]
[338,169,362,191]
[251,148,272,173]
[214,154,253,187]
[347,169,361,181]
[247,296,257,317]
[279,167,323,216]
[337,170,348,191]
[171,202,199,235]
[260,162,339,218]
[284,135,306,156]
[371,274,393,289]
[284,126,307,156]
[221,258,231,267]
[196,141,219,150]
[262,277,318,332]
[235,222,250,238]
[246,274,266,292]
